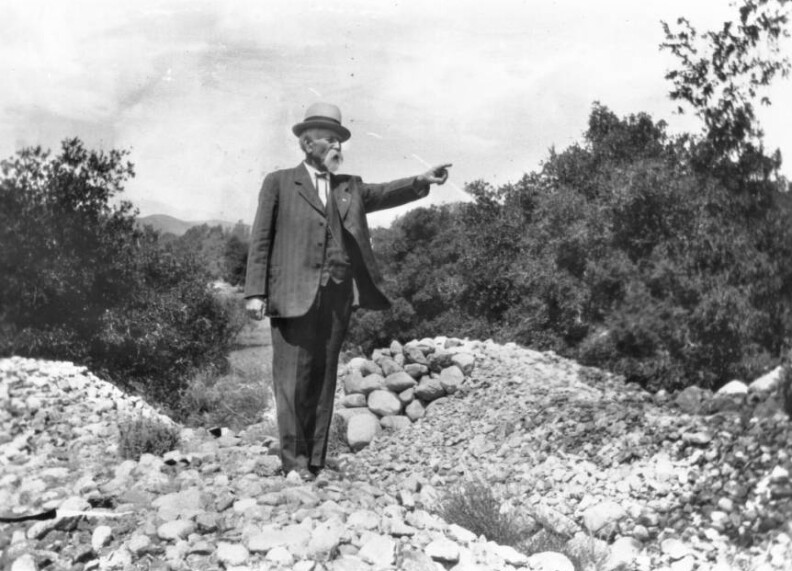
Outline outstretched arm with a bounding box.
[360,163,453,213]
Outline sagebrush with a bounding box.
[118,417,182,460]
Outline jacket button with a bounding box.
[314,263,321,268]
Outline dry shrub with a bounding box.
[118,416,181,460]
[437,478,527,546]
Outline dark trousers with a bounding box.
[269,279,353,473]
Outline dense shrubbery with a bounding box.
[0,139,242,411]
[347,104,792,391]
[160,221,250,286]
[348,1,792,391]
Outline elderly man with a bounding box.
[245,102,450,480]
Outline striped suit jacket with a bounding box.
[244,163,429,318]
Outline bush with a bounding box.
[437,479,528,546]
[0,139,242,411]
[347,103,792,392]
[118,416,181,460]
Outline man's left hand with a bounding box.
[417,163,452,186]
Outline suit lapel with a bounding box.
[331,176,351,220]
[293,164,325,215]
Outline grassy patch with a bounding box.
[118,416,181,460]
[437,478,614,571]
[437,478,529,546]
[178,314,273,431]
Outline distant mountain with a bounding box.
[137,214,242,236]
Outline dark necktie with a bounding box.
[318,172,342,240]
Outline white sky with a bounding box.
[1,0,791,227]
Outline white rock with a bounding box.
[670,555,696,571]
[346,357,368,373]
[216,542,249,566]
[347,510,381,530]
[717,380,748,395]
[582,501,627,536]
[447,524,477,545]
[328,555,371,571]
[233,498,258,513]
[527,551,575,571]
[340,394,367,408]
[99,548,133,570]
[405,400,426,421]
[661,538,691,560]
[451,353,476,374]
[127,534,152,555]
[385,371,418,392]
[91,525,113,550]
[750,366,783,393]
[10,554,37,571]
[344,372,384,395]
[335,407,374,425]
[439,366,465,394]
[347,412,381,451]
[358,534,396,567]
[308,518,345,557]
[381,415,412,431]
[605,537,641,571]
[399,387,416,404]
[389,340,403,355]
[368,390,402,416]
[157,520,195,541]
[151,488,204,521]
[493,544,529,566]
[265,546,294,566]
[414,377,445,402]
[425,538,460,563]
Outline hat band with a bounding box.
[304,115,341,125]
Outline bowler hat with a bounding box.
[292,102,351,142]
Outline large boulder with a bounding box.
[404,346,429,366]
[339,394,367,408]
[750,365,783,393]
[384,372,417,393]
[380,415,412,432]
[344,373,384,396]
[439,366,464,394]
[405,400,425,422]
[414,376,445,402]
[380,358,403,377]
[428,350,454,372]
[450,353,475,375]
[368,390,402,417]
[347,412,381,451]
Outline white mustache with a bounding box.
[323,150,343,172]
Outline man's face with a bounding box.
[306,128,344,173]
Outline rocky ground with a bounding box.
[1,339,791,571]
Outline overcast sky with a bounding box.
[2,0,791,227]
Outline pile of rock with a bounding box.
[335,337,477,451]
[668,364,785,417]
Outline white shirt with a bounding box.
[304,162,329,208]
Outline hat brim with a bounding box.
[292,120,351,142]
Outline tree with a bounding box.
[661,0,791,180]
[0,139,240,410]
